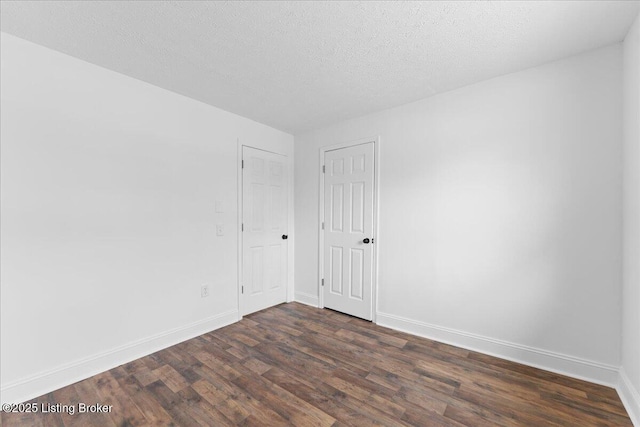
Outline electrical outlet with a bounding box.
[216,224,224,236]
[201,285,209,298]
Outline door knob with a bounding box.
[282,235,288,240]
[363,238,370,244]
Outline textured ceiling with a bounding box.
[1,1,639,133]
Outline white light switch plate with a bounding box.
[216,224,224,236]
[215,200,224,213]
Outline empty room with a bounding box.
[1,1,639,426]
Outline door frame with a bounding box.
[318,136,380,322]
[237,141,293,319]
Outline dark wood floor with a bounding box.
[1,303,632,426]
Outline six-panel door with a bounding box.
[323,142,374,320]
[242,147,288,315]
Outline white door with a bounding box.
[323,142,375,320]
[242,146,288,315]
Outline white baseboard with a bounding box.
[376,311,619,388]
[618,367,640,426]
[294,291,319,307]
[0,310,238,405]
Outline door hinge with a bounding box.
[321,278,324,287]
[321,222,325,230]
[241,223,244,231]
[242,285,244,294]
[322,165,325,173]
[242,160,244,169]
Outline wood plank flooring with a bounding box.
[1,303,632,426]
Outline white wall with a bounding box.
[0,33,293,404]
[621,12,640,427]
[295,44,623,384]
